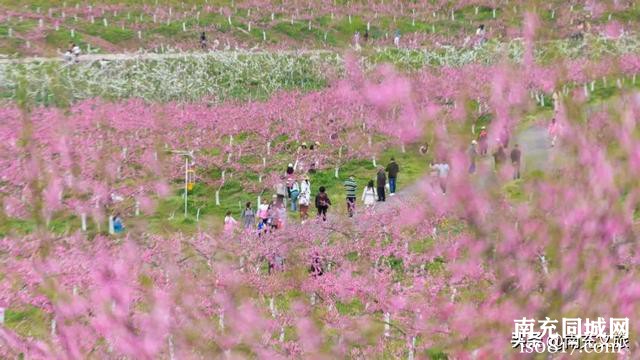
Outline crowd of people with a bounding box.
[222,157,404,234]
[63,42,81,63]
[468,125,522,180]
[354,24,488,49]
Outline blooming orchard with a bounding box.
[1,5,640,359]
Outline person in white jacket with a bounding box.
[298,175,311,222]
[361,180,377,208]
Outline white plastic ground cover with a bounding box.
[0,34,637,103]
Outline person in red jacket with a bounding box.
[478,126,488,156]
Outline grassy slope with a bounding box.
[3,1,636,57]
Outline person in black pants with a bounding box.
[376,167,386,202]
[315,186,332,221]
[200,32,207,50]
[386,157,399,195]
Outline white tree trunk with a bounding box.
[335,167,339,178]
[408,336,416,360]
[51,319,57,336]
[222,170,226,182]
[267,141,271,155]
[215,190,221,206]
[540,255,549,274]
[168,335,176,360]
[219,310,225,329]
[372,157,377,168]
[269,297,276,318]
[81,213,87,231]
[279,327,285,342]
[258,174,263,183]
[262,157,266,167]
[401,144,406,153]
[384,312,391,337]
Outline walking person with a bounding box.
[361,180,377,209]
[113,213,125,234]
[276,202,287,229]
[258,199,270,228]
[344,175,357,217]
[393,30,401,47]
[430,160,450,194]
[468,141,478,174]
[478,126,488,156]
[315,186,331,221]
[475,24,487,47]
[376,166,386,202]
[493,145,507,170]
[299,176,311,222]
[289,178,300,212]
[386,158,399,195]
[241,202,255,230]
[268,195,279,230]
[224,211,237,234]
[548,118,559,147]
[286,162,295,195]
[510,144,522,179]
[63,48,74,64]
[200,32,207,50]
[275,176,287,207]
[71,43,81,63]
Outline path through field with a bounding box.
[377,124,553,207]
[0,49,335,64]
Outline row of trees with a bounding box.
[2,55,640,356]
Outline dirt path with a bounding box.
[0,49,334,64]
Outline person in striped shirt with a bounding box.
[344,175,358,217]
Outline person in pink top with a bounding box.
[224,211,237,234]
